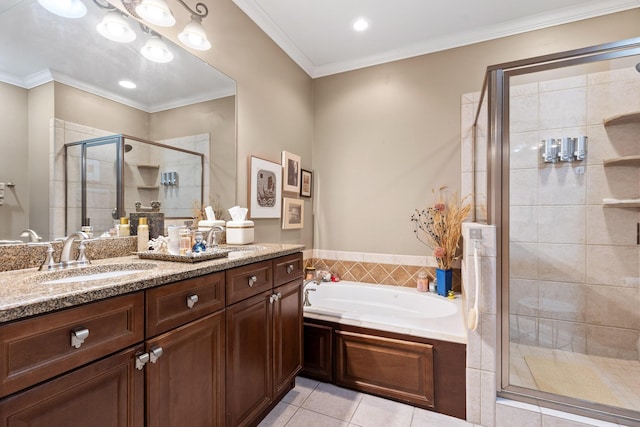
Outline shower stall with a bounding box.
[472,37,640,423]
[64,134,205,236]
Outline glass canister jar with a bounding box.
[417,271,429,292]
[305,266,316,280]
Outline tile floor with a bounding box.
[259,377,477,427]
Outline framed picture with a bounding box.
[282,197,304,229]
[282,151,301,193]
[300,169,312,197]
[248,156,282,218]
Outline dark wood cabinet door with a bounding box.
[225,290,273,427]
[146,310,225,427]
[272,280,302,397]
[0,345,144,427]
[302,322,334,382]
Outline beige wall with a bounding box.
[312,9,640,255]
[0,82,29,240]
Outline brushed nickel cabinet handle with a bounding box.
[135,352,150,370]
[149,346,163,363]
[71,327,89,349]
[286,264,294,274]
[187,294,199,309]
[248,275,257,287]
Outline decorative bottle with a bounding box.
[137,217,149,252]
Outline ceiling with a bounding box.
[233,0,640,78]
[0,0,235,113]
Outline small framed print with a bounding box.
[300,169,312,198]
[248,155,282,219]
[282,197,304,229]
[282,151,301,193]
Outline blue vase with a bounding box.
[436,268,453,297]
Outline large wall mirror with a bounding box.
[0,0,236,242]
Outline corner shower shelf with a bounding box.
[602,198,640,208]
[603,155,640,167]
[603,112,640,127]
[136,164,160,170]
[137,185,160,190]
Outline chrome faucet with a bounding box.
[303,278,320,307]
[60,231,89,267]
[205,226,224,248]
[20,229,42,242]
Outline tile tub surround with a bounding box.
[0,243,304,322]
[305,250,462,290]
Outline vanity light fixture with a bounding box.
[38,0,87,18]
[140,35,174,63]
[121,0,211,51]
[178,16,210,50]
[134,0,176,27]
[96,11,136,43]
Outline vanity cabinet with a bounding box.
[145,272,226,427]
[225,253,303,427]
[0,250,303,427]
[0,293,145,426]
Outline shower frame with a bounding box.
[64,134,205,235]
[473,36,640,424]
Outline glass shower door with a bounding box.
[505,55,640,414]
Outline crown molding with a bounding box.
[234,0,640,78]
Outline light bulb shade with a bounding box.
[135,0,176,27]
[140,36,174,63]
[96,11,136,43]
[178,19,211,51]
[38,0,87,18]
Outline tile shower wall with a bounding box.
[506,69,640,361]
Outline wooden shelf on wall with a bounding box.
[603,112,640,127]
[603,155,640,167]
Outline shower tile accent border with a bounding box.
[303,249,462,290]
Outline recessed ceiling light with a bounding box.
[119,80,136,89]
[38,0,87,19]
[352,18,369,32]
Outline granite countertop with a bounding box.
[0,243,304,323]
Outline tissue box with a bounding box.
[226,220,254,245]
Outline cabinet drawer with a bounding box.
[0,292,144,398]
[273,253,303,287]
[146,272,225,337]
[226,260,272,305]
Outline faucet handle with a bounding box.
[76,240,91,266]
[28,242,60,271]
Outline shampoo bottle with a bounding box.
[137,217,149,252]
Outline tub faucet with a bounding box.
[303,279,320,307]
[60,231,89,267]
[20,229,42,242]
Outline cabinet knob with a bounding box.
[70,327,89,349]
[186,294,199,309]
[149,346,163,363]
[286,264,294,274]
[135,352,150,370]
[276,292,282,300]
[270,294,277,304]
[248,275,257,287]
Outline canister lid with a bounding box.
[139,217,148,225]
[120,217,129,225]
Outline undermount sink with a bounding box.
[35,263,157,285]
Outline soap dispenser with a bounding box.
[137,217,149,252]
